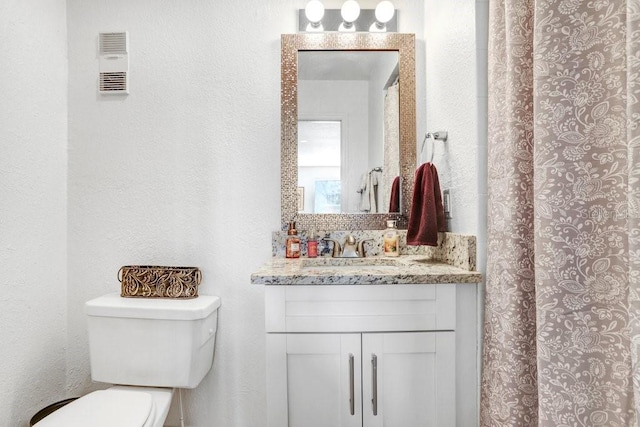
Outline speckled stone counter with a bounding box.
[250,255,482,285]
[252,231,482,286]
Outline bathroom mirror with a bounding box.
[298,50,399,214]
[281,33,416,230]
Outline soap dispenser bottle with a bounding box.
[286,221,301,258]
[383,220,400,257]
[307,230,318,258]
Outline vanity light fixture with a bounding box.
[339,0,361,32]
[305,0,325,32]
[298,1,396,32]
[370,1,395,32]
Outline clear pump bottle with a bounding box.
[383,220,400,257]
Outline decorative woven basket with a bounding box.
[118,265,202,299]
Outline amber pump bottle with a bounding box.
[286,221,301,258]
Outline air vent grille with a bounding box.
[99,32,129,95]
[100,72,128,93]
[99,32,128,55]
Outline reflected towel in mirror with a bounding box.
[388,176,400,213]
[357,169,383,213]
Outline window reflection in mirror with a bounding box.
[297,50,400,214]
[298,120,342,213]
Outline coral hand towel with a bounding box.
[407,163,445,246]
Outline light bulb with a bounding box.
[375,1,395,24]
[341,0,360,23]
[305,0,325,24]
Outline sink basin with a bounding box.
[410,258,438,265]
[300,265,401,274]
[300,258,400,273]
[302,265,400,273]
[300,258,399,268]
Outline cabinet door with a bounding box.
[267,333,362,427]
[362,332,455,427]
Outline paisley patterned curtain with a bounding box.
[481,0,640,425]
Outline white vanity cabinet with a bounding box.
[265,284,457,427]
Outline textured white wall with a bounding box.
[0,1,424,426]
[423,0,489,425]
[0,1,68,426]
[423,0,479,233]
[65,1,282,425]
[64,1,423,426]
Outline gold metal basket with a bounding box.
[118,265,202,299]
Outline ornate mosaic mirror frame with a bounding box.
[281,32,416,231]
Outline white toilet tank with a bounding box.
[85,293,220,389]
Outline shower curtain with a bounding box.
[383,82,400,212]
[481,0,640,426]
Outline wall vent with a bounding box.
[100,32,127,55]
[100,72,127,93]
[99,32,129,95]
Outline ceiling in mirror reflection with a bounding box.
[298,51,398,80]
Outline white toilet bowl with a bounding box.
[34,386,173,427]
[34,293,220,427]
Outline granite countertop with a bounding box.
[250,255,482,285]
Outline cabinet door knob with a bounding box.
[371,354,378,416]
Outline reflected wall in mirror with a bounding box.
[281,33,416,230]
[298,51,400,214]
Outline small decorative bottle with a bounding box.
[286,221,301,258]
[307,230,318,258]
[383,220,400,257]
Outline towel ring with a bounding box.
[420,131,448,163]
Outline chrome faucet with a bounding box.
[323,235,372,258]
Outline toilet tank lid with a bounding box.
[85,293,221,320]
